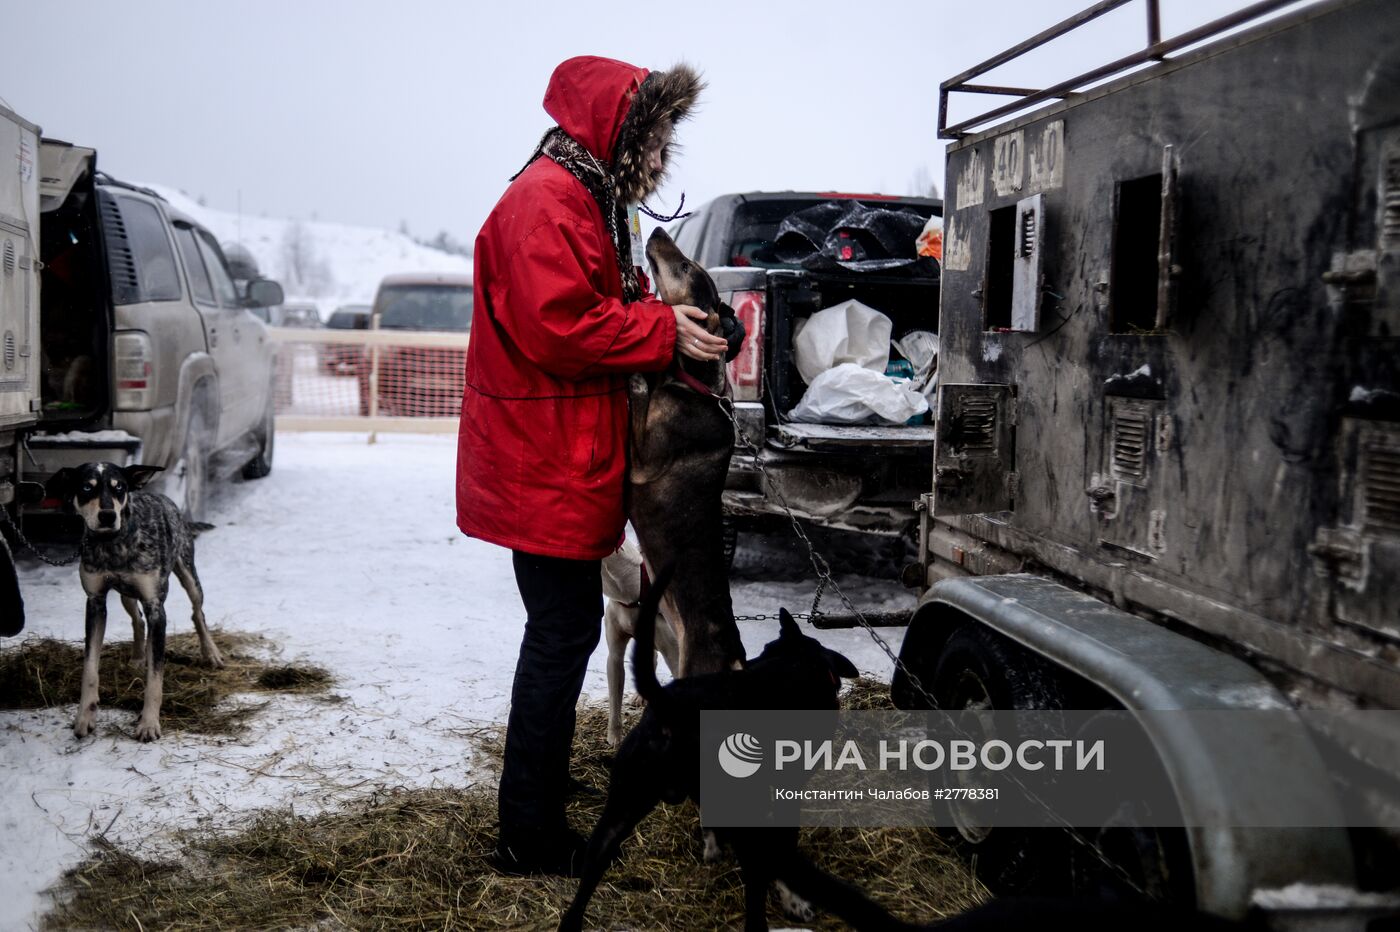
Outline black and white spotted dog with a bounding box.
[46,462,223,741]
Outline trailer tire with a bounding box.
[1069,711,1195,904]
[927,623,1074,894]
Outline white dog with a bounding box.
[601,537,680,746]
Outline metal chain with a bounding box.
[716,394,1156,900]
[0,507,82,567]
[719,395,929,699]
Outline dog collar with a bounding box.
[672,364,716,397]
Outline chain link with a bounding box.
[733,612,815,622]
[0,506,82,567]
[716,393,1156,900]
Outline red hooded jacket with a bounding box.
[456,57,678,560]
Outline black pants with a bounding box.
[498,550,602,839]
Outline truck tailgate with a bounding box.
[774,422,935,449]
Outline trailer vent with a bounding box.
[2,239,14,276]
[1362,440,1400,532]
[1110,403,1150,481]
[3,331,15,371]
[960,396,998,451]
[1384,148,1400,250]
[1019,206,1037,257]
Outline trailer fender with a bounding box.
[892,572,1355,919]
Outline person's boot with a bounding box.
[488,826,588,878]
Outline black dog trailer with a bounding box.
[894,0,1400,926]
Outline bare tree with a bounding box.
[280,220,334,297]
[908,165,942,200]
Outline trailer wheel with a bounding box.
[1069,711,1195,904]
[928,623,1073,894]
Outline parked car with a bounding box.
[249,301,321,328]
[278,302,322,328]
[318,304,371,375]
[9,132,283,525]
[357,272,472,417]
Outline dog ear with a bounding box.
[45,468,78,504]
[825,648,860,680]
[123,465,164,490]
[778,607,800,637]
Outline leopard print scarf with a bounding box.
[514,127,643,303]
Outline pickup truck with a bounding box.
[1,109,285,538]
[671,192,941,559]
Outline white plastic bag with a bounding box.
[788,363,929,425]
[792,299,892,385]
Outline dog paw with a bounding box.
[776,881,815,922]
[606,728,621,747]
[204,651,225,670]
[72,710,96,739]
[134,716,162,742]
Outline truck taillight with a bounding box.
[726,290,764,402]
[114,331,153,410]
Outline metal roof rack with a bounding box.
[939,0,1310,140]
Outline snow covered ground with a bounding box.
[0,431,915,929]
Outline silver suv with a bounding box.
[21,143,283,523]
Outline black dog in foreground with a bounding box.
[560,567,914,932]
[47,462,222,741]
[560,569,1249,931]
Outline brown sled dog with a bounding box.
[628,227,746,676]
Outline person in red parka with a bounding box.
[457,56,728,876]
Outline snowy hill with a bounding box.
[139,184,471,312]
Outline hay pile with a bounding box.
[0,631,332,736]
[45,696,986,931]
[841,676,896,710]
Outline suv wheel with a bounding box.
[242,394,275,479]
[162,405,210,523]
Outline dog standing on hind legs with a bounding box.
[627,226,747,678]
[47,462,222,741]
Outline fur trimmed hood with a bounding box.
[541,56,703,203]
[612,63,703,201]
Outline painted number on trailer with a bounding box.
[1026,121,1065,192]
[992,130,1024,197]
[955,148,987,210]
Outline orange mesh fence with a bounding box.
[268,328,469,434]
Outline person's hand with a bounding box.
[673,305,729,362]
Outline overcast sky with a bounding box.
[1,0,1306,245]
